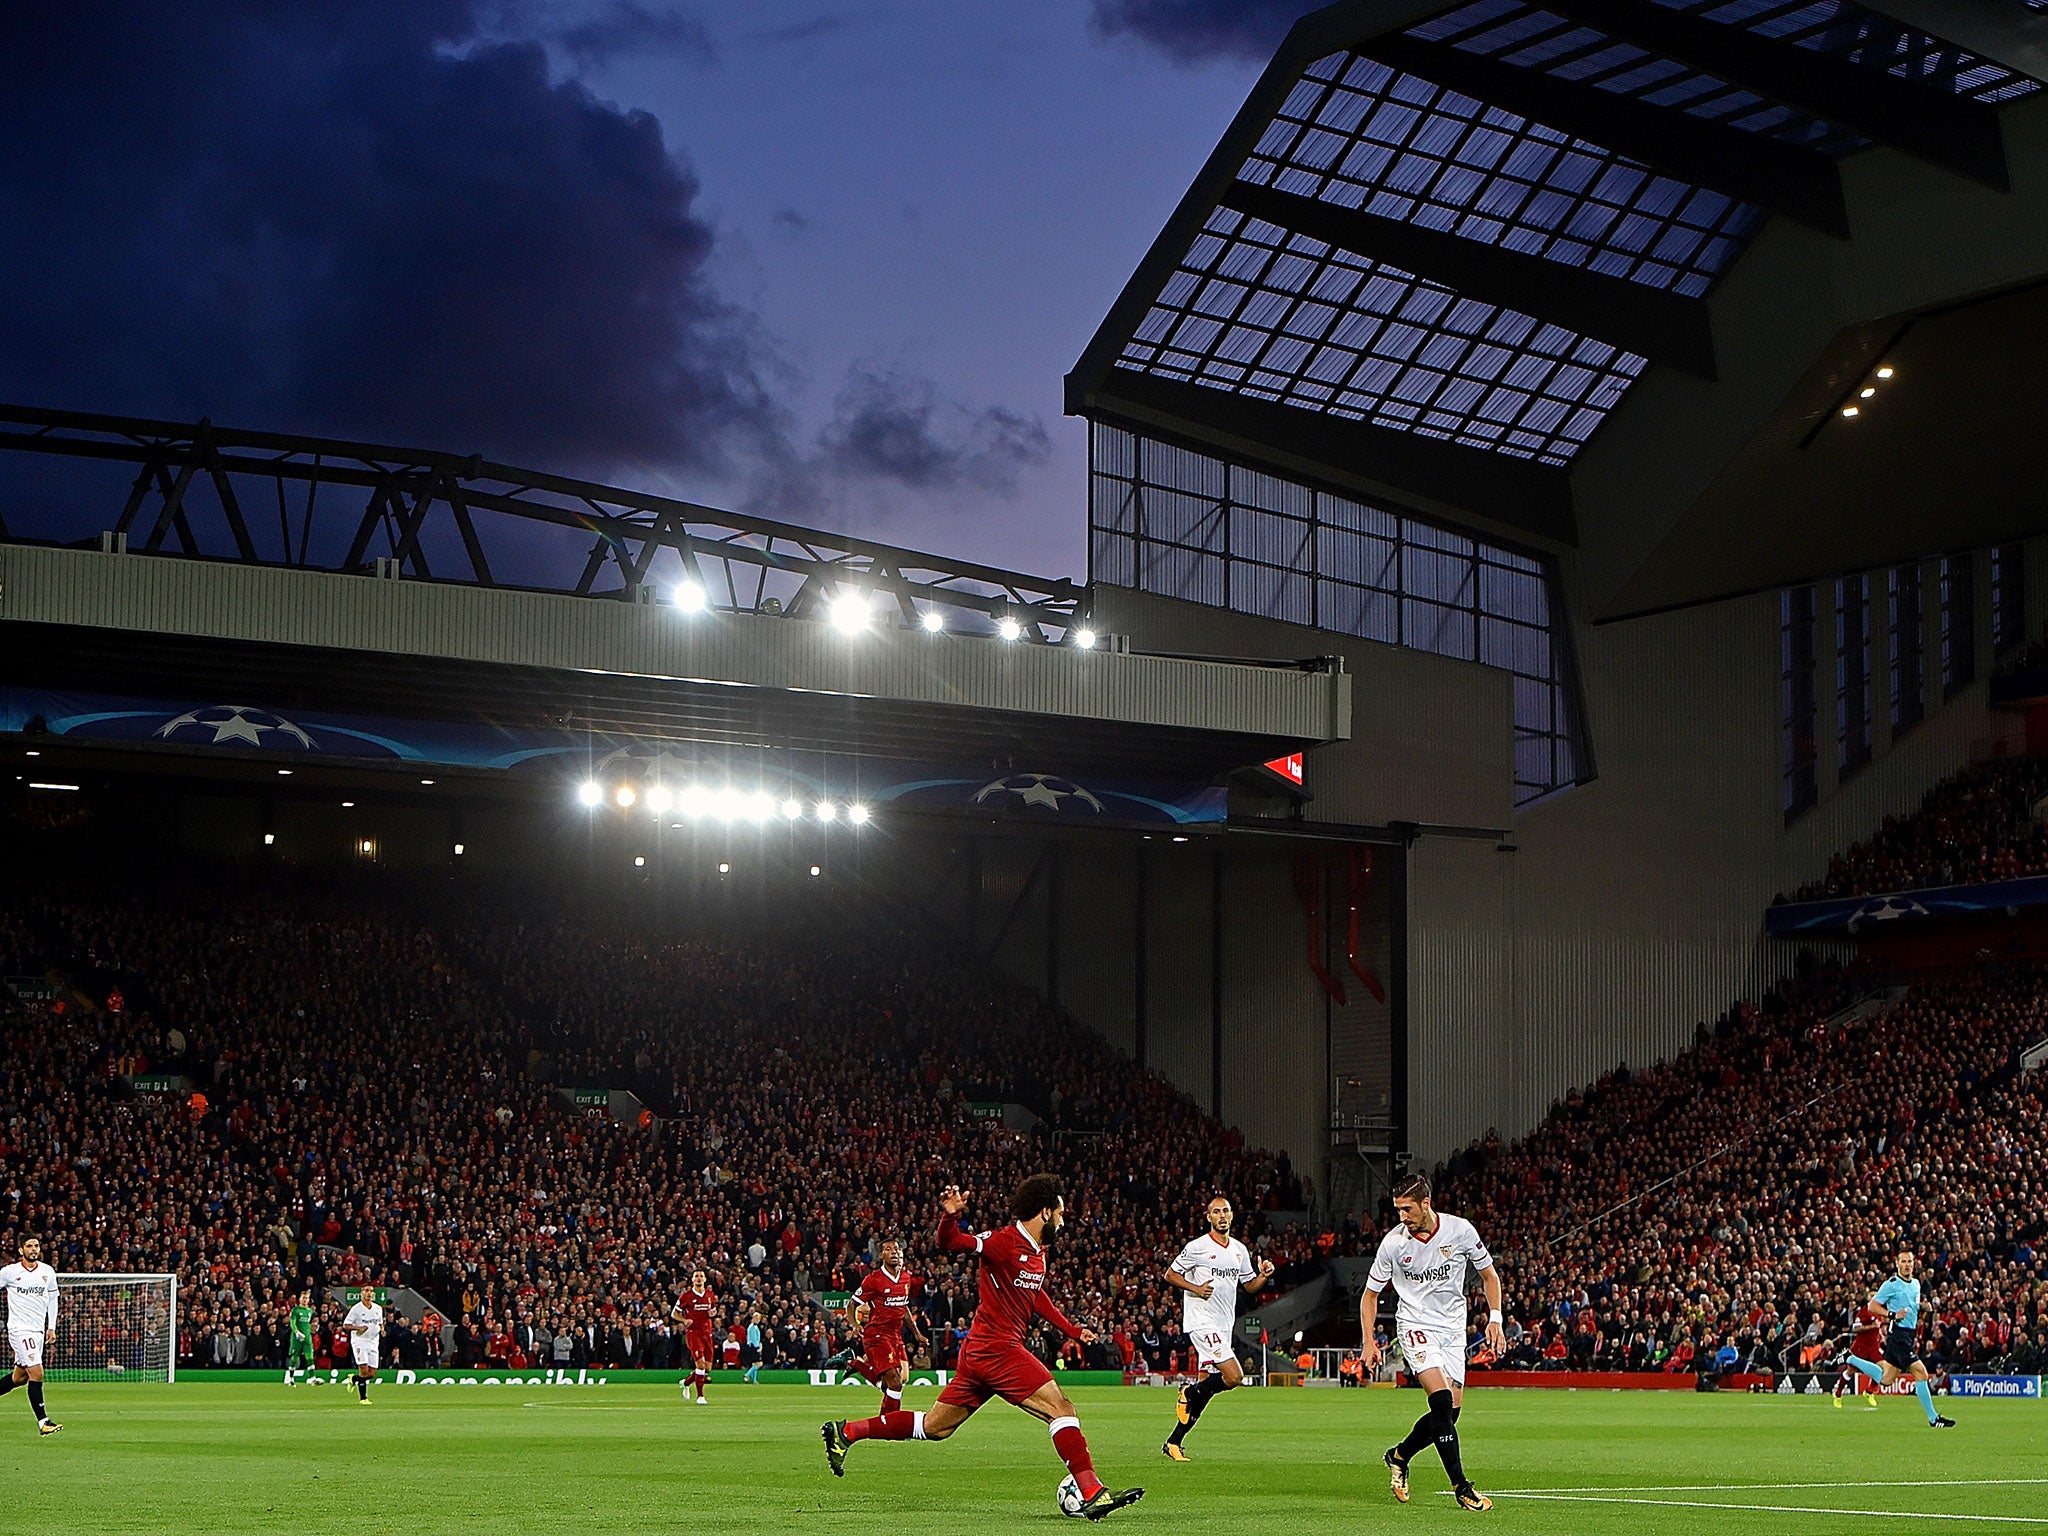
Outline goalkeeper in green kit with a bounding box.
[286,1288,316,1385]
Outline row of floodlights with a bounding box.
[1839,364,1897,419]
[577,781,870,825]
[670,581,1096,648]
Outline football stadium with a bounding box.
[4,2,2048,1532]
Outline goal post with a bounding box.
[49,1274,178,1383]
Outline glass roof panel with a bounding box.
[1240,47,1766,298]
[1112,205,1645,467]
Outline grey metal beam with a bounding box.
[1366,33,1850,237]
[1220,179,1719,379]
[1081,368,1578,549]
[1863,0,2048,85]
[1547,0,2010,189]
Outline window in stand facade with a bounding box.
[1782,585,1818,821]
[1888,563,1924,735]
[1941,554,1976,698]
[1088,423,1589,806]
[1992,543,2026,655]
[1836,574,1871,779]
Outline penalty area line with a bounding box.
[1483,1493,2048,1525]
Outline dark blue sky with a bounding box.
[0,2,1317,579]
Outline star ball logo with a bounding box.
[971,774,1105,813]
[156,705,316,750]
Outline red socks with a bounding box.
[1049,1416,1102,1499]
[845,1411,922,1443]
[881,1389,902,1415]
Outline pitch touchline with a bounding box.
[1473,1480,2048,1495]
[1486,1493,2048,1525]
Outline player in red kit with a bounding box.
[670,1268,717,1405]
[1833,1302,1885,1410]
[835,1237,929,1416]
[822,1176,1143,1521]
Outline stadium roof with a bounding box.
[0,408,1347,788]
[1070,0,2048,619]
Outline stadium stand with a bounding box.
[0,833,1338,1377]
[1436,961,2048,1378]
[1789,754,2048,900]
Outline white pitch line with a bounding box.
[1474,1480,2048,1495]
[1491,1493,2048,1525]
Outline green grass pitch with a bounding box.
[0,1382,2040,1534]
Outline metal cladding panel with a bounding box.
[0,545,1345,744]
[1404,557,2017,1166]
[1057,841,1140,1057]
[1219,842,1331,1186]
[1142,841,1217,1111]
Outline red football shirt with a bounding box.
[677,1286,717,1335]
[856,1266,921,1344]
[936,1215,1082,1350]
[1852,1304,1884,1360]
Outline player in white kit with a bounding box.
[0,1236,62,1435]
[1359,1174,1504,1511]
[343,1290,383,1404]
[1160,1195,1273,1460]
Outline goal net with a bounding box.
[38,1274,178,1383]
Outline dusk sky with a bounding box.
[0,2,1323,581]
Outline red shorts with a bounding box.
[857,1334,908,1375]
[937,1343,1053,1411]
[685,1332,714,1366]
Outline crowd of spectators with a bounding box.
[1788,753,2048,901]
[0,853,1330,1377]
[1434,959,2048,1378]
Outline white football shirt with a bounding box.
[0,1262,59,1334]
[1170,1231,1255,1339]
[1366,1213,1492,1336]
[345,1301,384,1346]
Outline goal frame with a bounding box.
[56,1272,179,1384]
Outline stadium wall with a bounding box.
[1093,545,2034,1169]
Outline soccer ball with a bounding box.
[1056,1475,1087,1518]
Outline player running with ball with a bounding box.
[822,1176,1144,1521]
[1360,1174,1503,1512]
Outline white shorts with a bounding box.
[8,1333,41,1370]
[350,1341,380,1369]
[1189,1331,1234,1371]
[1397,1324,1466,1386]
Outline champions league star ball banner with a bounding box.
[1765,875,2048,935]
[1,686,1228,828]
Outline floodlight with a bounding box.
[577,782,603,808]
[679,785,711,819]
[1876,367,1895,379]
[1073,628,1097,649]
[263,834,275,846]
[718,862,730,875]
[277,768,292,776]
[420,779,435,786]
[848,803,870,826]
[921,609,944,633]
[713,787,746,821]
[616,784,639,808]
[634,855,645,867]
[829,590,871,634]
[1859,388,1875,399]
[816,801,838,822]
[781,797,804,820]
[998,616,1022,642]
[453,844,465,856]
[673,581,707,613]
[1842,406,1859,418]
[646,785,673,814]
[809,865,821,877]
[747,791,776,822]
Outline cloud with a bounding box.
[0,2,781,481]
[551,2,716,68]
[1088,0,1312,64]
[814,368,1051,496]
